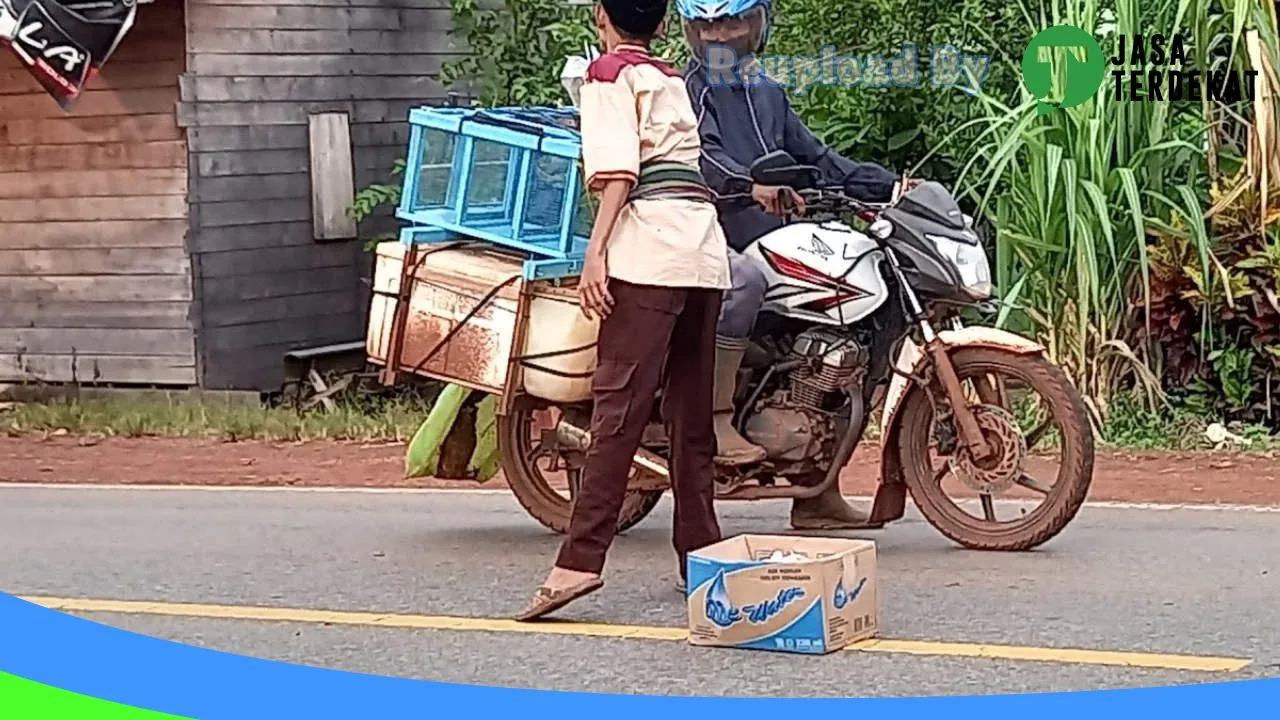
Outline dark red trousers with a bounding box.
[555,278,723,579]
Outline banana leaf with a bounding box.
[404,383,470,479]
[467,393,501,482]
[404,384,502,481]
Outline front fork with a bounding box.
[884,252,994,461]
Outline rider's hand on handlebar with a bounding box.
[752,184,806,217]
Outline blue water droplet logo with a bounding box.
[834,576,867,609]
[705,569,742,628]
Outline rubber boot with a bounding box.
[713,336,767,466]
[790,483,882,530]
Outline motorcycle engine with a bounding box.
[742,329,868,468]
[788,329,868,411]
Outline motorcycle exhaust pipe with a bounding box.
[555,420,670,478]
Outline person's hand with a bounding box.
[751,184,806,217]
[578,248,613,321]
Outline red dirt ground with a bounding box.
[3,435,1279,506]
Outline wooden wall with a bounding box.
[180,0,457,390]
[0,0,196,386]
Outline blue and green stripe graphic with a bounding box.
[0,591,1276,719]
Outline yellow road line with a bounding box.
[18,595,1251,673]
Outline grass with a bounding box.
[0,394,431,443]
[1,390,1274,452]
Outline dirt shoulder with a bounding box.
[2,435,1278,506]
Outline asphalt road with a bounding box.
[1,484,1278,697]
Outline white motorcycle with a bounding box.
[499,150,1095,551]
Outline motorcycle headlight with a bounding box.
[928,234,992,300]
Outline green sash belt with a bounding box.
[628,160,713,203]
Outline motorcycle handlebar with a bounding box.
[715,186,892,223]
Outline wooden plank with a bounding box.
[0,196,188,222]
[201,290,363,327]
[308,112,358,240]
[190,221,321,253]
[0,169,187,199]
[0,248,190,277]
[353,145,408,178]
[195,146,405,177]
[83,59,186,91]
[0,141,187,173]
[0,88,178,120]
[0,353,197,385]
[194,197,313,228]
[181,75,446,103]
[192,173,310,202]
[0,275,194,303]
[200,311,364,352]
[1,114,181,146]
[186,125,308,153]
[199,265,360,304]
[103,34,187,64]
[352,122,410,148]
[0,220,188,250]
[187,6,451,30]
[176,99,424,127]
[186,29,457,55]
[0,301,193,330]
[187,53,448,78]
[195,149,306,177]
[0,328,195,357]
[0,60,183,95]
[197,242,362,278]
[197,351,294,390]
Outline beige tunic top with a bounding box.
[579,45,731,291]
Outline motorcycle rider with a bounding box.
[677,0,902,529]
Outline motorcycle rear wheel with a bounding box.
[497,393,664,534]
[895,347,1094,551]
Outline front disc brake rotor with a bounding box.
[947,405,1027,494]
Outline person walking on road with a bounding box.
[514,0,732,621]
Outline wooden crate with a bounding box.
[367,241,591,410]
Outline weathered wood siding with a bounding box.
[181,0,458,390]
[0,0,196,386]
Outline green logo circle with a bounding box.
[1021,25,1106,114]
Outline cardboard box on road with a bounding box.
[686,534,878,655]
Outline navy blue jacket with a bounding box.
[684,61,899,252]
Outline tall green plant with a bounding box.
[768,0,1031,184]
[942,0,1272,422]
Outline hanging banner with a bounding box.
[0,0,138,111]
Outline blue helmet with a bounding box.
[675,0,770,20]
[676,0,773,58]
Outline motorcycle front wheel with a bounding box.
[497,393,664,534]
[894,347,1095,551]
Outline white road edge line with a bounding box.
[2,482,1279,512]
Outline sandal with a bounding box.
[513,577,604,622]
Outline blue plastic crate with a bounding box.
[396,105,595,280]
